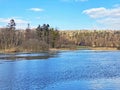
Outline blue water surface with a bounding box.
[0,50,120,90]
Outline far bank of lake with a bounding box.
[0,46,119,53]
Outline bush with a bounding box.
[20,39,49,52]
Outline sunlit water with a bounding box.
[0,50,120,90]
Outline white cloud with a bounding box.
[83,6,120,30]
[0,18,9,23]
[97,17,120,29]
[76,0,88,2]
[29,8,44,12]
[113,4,120,8]
[0,18,28,24]
[36,17,41,19]
[83,7,107,18]
[0,17,30,29]
[83,7,120,18]
[15,19,28,24]
[62,0,88,2]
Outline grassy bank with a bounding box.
[0,46,119,53]
[50,46,119,52]
[90,47,118,50]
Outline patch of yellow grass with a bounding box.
[91,47,118,50]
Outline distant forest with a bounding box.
[0,19,120,52]
[60,30,120,49]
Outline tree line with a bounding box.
[0,19,120,52]
[0,22,60,52]
[1,28,120,52]
[60,30,120,49]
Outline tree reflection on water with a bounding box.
[0,51,59,60]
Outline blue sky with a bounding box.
[0,0,120,30]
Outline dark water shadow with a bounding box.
[0,51,60,61]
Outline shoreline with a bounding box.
[50,47,118,51]
[90,47,118,50]
[0,47,119,53]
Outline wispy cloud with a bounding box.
[75,0,88,2]
[83,7,107,18]
[36,17,41,19]
[83,6,120,29]
[0,18,28,24]
[0,17,30,29]
[113,4,120,8]
[29,8,44,12]
[83,7,120,18]
[0,18,9,23]
[62,0,88,2]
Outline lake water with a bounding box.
[0,50,120,90]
